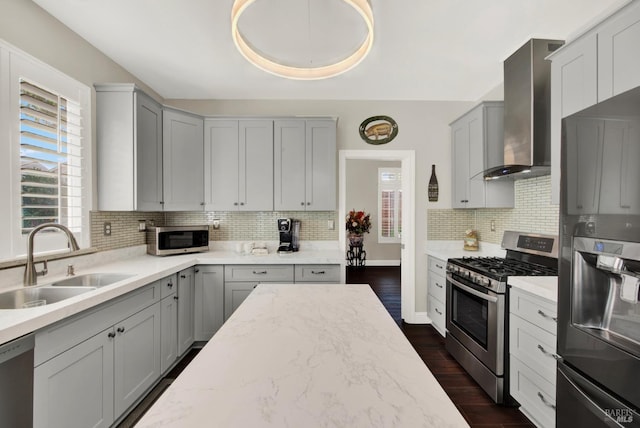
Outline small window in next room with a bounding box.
[378,167,402,243]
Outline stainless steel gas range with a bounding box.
[445,231,558,404]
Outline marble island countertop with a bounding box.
[0,244,345,344]
[137,283,470,428]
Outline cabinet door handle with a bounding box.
[195,269,199,273]
[435,264,443,269]
[117,327,125,333]
[234,202,238,206]
[200,202,205,206]
[435,282,443,288]
[180,275,186,279]
[252,270,267,275]
[537,309,558,322]
[537,344,561,361]
[107,331,116,338]
[306,202,310,205]
[253,284,259,289]
[240,202,245,206]
[174,296,179,300]
[435,308,443,315]
[167,282,173,288]
[311,270,325,275]
[537,392,556,410]
[301,202,305,206]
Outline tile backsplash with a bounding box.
[428,175,560,244]
[91,211,338,252]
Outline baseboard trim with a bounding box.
[364,259,401,266]
[404,311,430,324]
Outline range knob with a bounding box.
[477,276,490,287]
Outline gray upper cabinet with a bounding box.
[450,102,514,209]
[95,84,163,211]
[550,32,598,204]
[597,1,640,102]
[274,119,337,211]
[162,108,204,211]
[550,1,640,204]
[204,119,274,211]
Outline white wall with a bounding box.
[0,0,162,209]
[166,99,475,312]
[346,159,401,263]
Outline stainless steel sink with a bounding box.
[0,286,97,309]
[49,273,132,288]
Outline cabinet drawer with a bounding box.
[427,295,446,337]
[510,315,557,382]
[224,265,294,282]
[510,287,557,335]
[428,272,446,302]
[295,265,340,283]
[159,274,177,299]
[35,281,160,366]
[510,356,556,428]
[428,256,447,276]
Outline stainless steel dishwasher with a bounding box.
[0,333,34,426]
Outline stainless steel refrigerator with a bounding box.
[558,86,640,427]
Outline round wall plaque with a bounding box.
[359,115,399,145]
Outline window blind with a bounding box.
[19,79,83,234]
[378,167,402,241]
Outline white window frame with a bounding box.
[0,40,91,261]
[378,167,402,243]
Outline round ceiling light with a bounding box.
[231,0,374,80]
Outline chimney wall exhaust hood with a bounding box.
[483,39,564,180]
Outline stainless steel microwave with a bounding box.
[146,225,209,256]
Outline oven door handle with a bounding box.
[447,275,498,303]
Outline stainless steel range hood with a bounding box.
[484,39,564,180]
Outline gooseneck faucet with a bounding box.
[24,223,80,286]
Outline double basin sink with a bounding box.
[0,273,132,309]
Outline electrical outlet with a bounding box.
[212,219,220,229]
[490,220,496,232]
[328,220,335,230]
[103,222,111,236]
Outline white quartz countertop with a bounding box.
[0,247,344,345]
[425,240,506,261]
[508,276,558,303]
[137,283,470,428]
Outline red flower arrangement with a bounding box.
[345,209,371,235]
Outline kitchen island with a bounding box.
[136,283,469,427]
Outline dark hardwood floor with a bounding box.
[347,265,534,428]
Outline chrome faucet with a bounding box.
[24,223,80,286]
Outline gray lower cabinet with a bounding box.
[34,327,115,428]
[194,265,224,341]
[426,256,447,337]
[177,267,196,356]
[113,304,161,417]
[294,264,340,283]
[33,282,162,428]
[160,275,178,374]
[224,282,258,321]
[223,265,295,320]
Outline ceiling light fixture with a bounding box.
[231,0,374,80]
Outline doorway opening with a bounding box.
[339,150,416,323]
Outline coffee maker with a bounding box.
[277,218,300,253]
